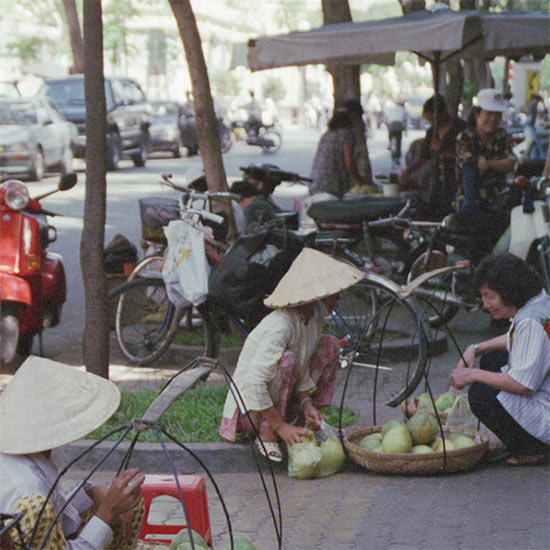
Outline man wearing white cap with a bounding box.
[0,357,145,549]
[219,248,364,462]
[453,88,515,259]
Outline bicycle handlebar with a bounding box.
[186,209,225,225]
[160,173,239,201]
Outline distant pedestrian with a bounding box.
[309,109,369,200]
[384,97,407,164]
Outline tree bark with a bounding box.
[62,0,85,74]
[322,0,372,184]
[169,0,230,206]
[81,0,109,378]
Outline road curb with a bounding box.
[53,439,287,475]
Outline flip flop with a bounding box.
[255,439,283,463]
[506,454,549,467]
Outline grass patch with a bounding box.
[88,383,359,443]
[89,383,229,443]
[172,329,246,348]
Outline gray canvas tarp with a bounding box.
[247,9,550,71]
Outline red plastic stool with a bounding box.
[138,474,212,547]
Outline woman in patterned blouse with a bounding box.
[454,89,515,258]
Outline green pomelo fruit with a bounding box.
[170,529,209,550]
[224,536,257,550]
[300,427,317,445]
[359,433,383,451]
[435,392,457,412]
[381,419,406,437]
[382,427,413,453]
[407,411,439,445]
[452,434,476,449]
[418,392,435,412]
[412,445,434,454]
[432,438,457,452]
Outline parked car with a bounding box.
[404,97,426,129]
[149,100,185,158]
[39,74,152,170]
[0,81,21,98]
[0,97,77,181]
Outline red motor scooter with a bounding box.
[0,172,77,367]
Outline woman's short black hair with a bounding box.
[328,109,352,131]
[422,94,448,116]
[474,252,543,308]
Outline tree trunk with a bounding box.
[322,0,372,184]
[169,0,230,207]
[81,0,109,378]
[62,0,85,74]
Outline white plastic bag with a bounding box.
[161,219,209,307]
[445,393,504,451]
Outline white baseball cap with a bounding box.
[476,89,510,113]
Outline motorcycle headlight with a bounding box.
[1,180,30,210]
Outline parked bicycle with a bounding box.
[109,175,430,408]
[400,175,550,326]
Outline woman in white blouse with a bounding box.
[219,248,364,462]
[450,253,550,466]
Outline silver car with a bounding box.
[0,97,77,182]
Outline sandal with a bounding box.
[506,454,549,467]
[255,439,283,463]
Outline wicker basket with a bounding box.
[400,396,449,422]
[344,425,488,475]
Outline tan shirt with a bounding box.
[222,303,327,418]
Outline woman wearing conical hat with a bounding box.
[219,248,364,462]
[0,357,145,549]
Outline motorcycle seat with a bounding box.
[307,195,406,224]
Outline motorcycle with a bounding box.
[239,163,413,280]
[0,172,77,367]
[226,120,282,154]
[401,175,550,326]
[512,123,550,165]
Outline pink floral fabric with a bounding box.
[219,334,340,441]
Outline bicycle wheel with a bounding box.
[405,247,460,326]
[110,278,180,365]
[324,273,428,409]
[110,277,217,365]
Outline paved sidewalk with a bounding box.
[2,309,550,549]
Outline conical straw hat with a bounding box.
[264,247,365,308]
[0,356,120,455]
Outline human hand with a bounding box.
[449,365,476,389]
[95,469,145,527]
[456,344,476,369]
[430,138,442,153]
[478,156,490,172]
[277,423,314,447]
[303,401,324,430]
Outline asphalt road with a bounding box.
[18,123,424,366]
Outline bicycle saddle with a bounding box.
[307,195,406,224]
